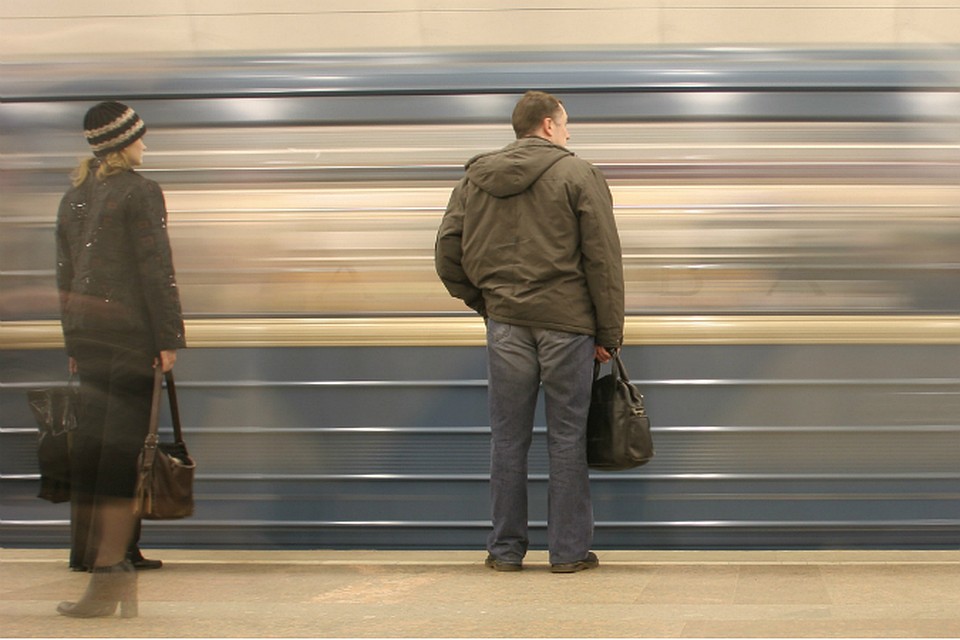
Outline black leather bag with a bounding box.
[135,369,196,520]
[27,377,80,503]
[586,352,654,470]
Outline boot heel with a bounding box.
[57,559,138,618]
[120,597,138,618]
[119,559,138,618]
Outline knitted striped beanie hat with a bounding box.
[83,101,146,157]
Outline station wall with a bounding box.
[4,1,960,59]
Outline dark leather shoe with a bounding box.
[484,554,522,572]
[131,557,162,570]
[126,550,162,570]
[550,551,599,573]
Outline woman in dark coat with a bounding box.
[55,101,186,618]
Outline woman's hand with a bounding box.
[154,350,177,372]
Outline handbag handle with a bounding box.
[144,368,184,448]
[165,371,184,444]
[146,367,164,442]
[140,368,165,480]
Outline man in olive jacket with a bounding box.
[435,91,625,573]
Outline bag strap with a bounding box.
[165,371,184,444]
[141,368,165,473]
[613,351,631,383]
[146,368,164,440]
[141,369,186,466]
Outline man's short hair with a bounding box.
[512,91,563,139]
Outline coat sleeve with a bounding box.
[577,165,625,348]
[435,180,486,316]
[129,180,187,352]
[55,196,76,357]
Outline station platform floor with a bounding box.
[1,548,959,638]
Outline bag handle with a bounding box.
[613,351,631,383]
[165,371,184,444]
[143,368,184,457]
[146,368,163,440]
[140,368,165,479]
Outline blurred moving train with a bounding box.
[2,49,959,549]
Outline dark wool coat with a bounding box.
[56,168,186,356]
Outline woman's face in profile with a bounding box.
[121,137,146,166]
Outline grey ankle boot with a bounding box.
[57,559,137,618]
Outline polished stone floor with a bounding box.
[1,549,959,638]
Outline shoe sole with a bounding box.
[485,559,522,572]
[550,555,600,573]
[550,562,599,573]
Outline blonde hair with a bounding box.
[70,151,133,187]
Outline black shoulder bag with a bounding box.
[586,351,654,470]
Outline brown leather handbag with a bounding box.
[135,368,195,519]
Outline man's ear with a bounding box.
[540,116,554,138]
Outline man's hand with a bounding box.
[594,345,613,363]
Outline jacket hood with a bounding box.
[464,137,573,198]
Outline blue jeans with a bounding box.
[485,319,595,565]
